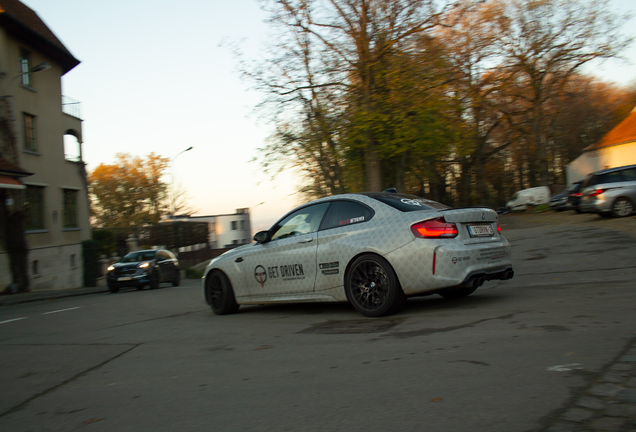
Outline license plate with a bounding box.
[118,276,132,281]
[468,224,494,237]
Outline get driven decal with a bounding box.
[254,263,306,287]
[254,265,267,288]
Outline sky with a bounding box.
[20,0,636,232]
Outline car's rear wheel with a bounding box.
[149,270,159,289]
[438,285,477,299]
[206,270,239,315]
[345,254,406,317]
[611,197,633,217]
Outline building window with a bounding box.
[240,220,245,230]
[24,185,45,230]
[70,254,76,268]
[231,221,237,230]
[23,113,37,152]
[32,259,39,276]
[20,49,31,86]
[62,189,78,228]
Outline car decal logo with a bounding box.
[482,213,486,220]
[254,265,267,287]
[401,198,422,206]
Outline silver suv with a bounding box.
[580,164,636,217]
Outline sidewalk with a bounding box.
[0,276,201,306]
[0,285,108,306]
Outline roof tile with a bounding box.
[0,0,71,55]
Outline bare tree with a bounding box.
[250,0,458,193]
[496,0,632,186]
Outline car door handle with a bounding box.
[298,238,313,244]
[235,257,244,263]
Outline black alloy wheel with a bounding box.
[206,270,239,315]
[345,254,405,317]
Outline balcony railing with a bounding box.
[62,95,82,119]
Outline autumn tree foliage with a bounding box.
[249,0,459,196]
[248,0,633,206]
[89,153,169,227]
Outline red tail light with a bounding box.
[411,218,458,238]
[589,189,605,198]
[573,193,582,197]
[497,222,501,234]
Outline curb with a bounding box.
[0,286,108,306]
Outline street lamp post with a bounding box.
[170,146,193,216]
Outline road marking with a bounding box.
[42,307,81,315]
[547,363,583,372]
[0,317,27,325]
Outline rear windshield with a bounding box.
[361,193,450,212]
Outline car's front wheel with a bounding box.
[172,269,181,287]
[611,197,633,217]
[345,254,406,317]
[205,270,239,315]
[108,284,119,293]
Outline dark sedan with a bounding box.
[549,181,583,212]
[107,249,180,293]
[567,181,583,213]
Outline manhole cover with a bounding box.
[300,318,403,334]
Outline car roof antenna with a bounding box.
[383,188,398,194]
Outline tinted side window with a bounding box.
[581,174,595,189]
[620,168,636,181]
[600,172,623,184]
[320,201,373,230]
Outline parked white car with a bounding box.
[202,191,514,317]
[506,186,550,211]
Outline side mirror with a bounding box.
[253,231,271,244]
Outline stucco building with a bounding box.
[0,0,89,291]
[567,107,636,184]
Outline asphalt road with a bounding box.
[1,214,636,432]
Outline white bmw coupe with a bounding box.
[202,190,514,317]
